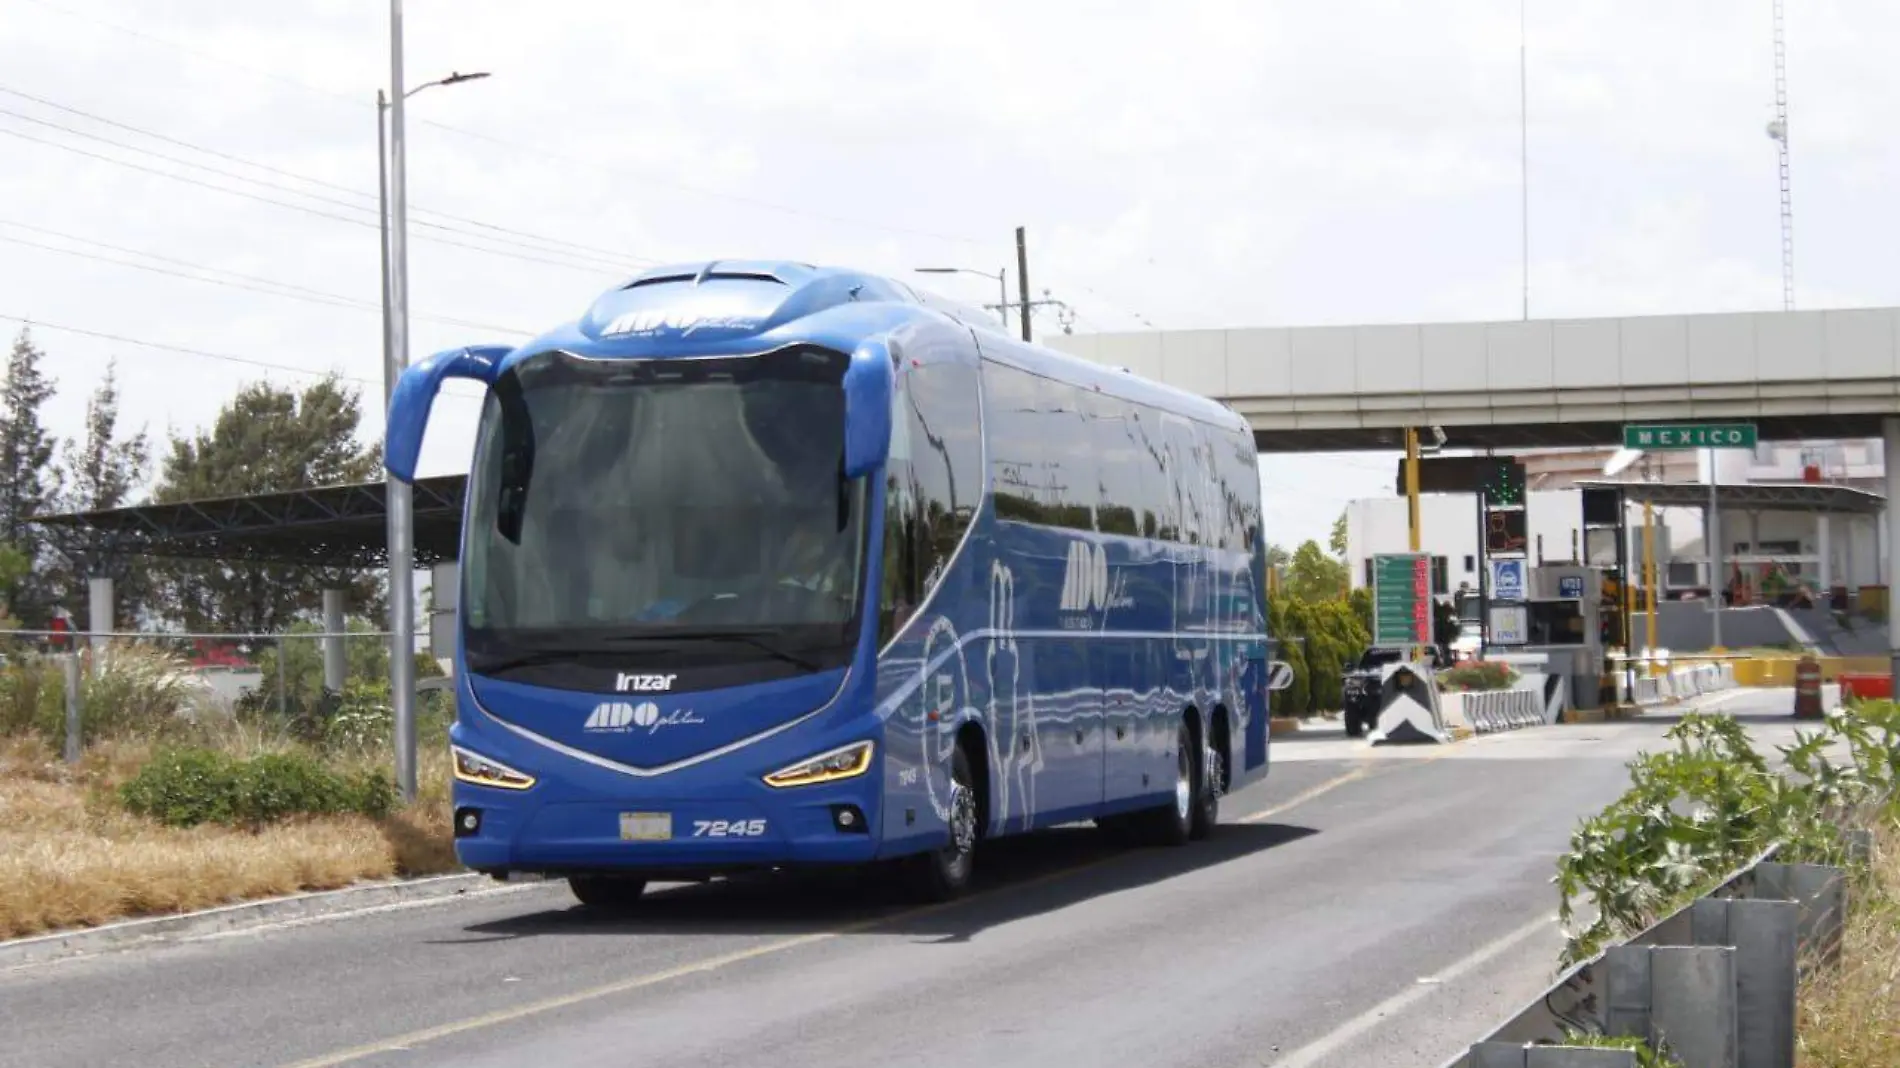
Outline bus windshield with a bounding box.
[460,345,867,688]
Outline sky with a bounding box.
[1,0,1897,553]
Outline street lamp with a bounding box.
[914,266,1009,332]
[378,71,490,404]
[381,0,490,803]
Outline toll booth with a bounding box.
[1481,563,1606,714]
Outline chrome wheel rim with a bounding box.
[947,778,977,859]
[1173,743,1192,820]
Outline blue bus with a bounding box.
[384,260,1276,906]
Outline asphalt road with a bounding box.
[0,688,1806,1068]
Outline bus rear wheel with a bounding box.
[568,874,649,911]
[1191,735,1222,840]
[902,743,979,902]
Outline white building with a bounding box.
[1341,442,1888,602]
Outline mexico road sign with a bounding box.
[1622,422,1757,450]
[1371,552,1431,647]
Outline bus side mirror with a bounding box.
[384,344,512,483]
[841,340,893,479]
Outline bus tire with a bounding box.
[1138,720,1197,847]
[1191,729,1223,841]
[568,874,649,911]
[902,742,980,902]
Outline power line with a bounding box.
[0,125,633,278]
[0,314,485,400]
[0,108,647,274]
[15,0,991,248]
[1066,282,1159,329]
[0,83,659,268]
[0,225,534,336]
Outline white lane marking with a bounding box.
[1266,912,1557,1068]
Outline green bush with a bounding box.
[118,749,245,827]
[1267,592,1369,716]
[119,747,397,828]
[1436,660,1519,692]
[1267,594,1310,717]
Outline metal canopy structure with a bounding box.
[32,475,468,569]
[1570,479,1888,515]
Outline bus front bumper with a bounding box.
[446,732,888,877]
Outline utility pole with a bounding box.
[377,13,488,802]
[378,90,393,407]
[385,0,418,804]
[1015,226,1031,342]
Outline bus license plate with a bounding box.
[620,812,671,841]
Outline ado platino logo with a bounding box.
[1059,541,1133,613]
[585,700,705,734]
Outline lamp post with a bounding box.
[381,0,489,803]
[913,266,1009,332]
[379,71,490,403]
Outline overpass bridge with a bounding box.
[1041,306,1900,452]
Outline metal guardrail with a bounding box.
[1440,832,1861,1067]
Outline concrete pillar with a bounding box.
[1885,418,1900,679]
[1817,513,1832,598]
[321,588,347,694]
[1843,517,1856,594]
[87,575,113,676]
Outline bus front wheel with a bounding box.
[902,744,979,902]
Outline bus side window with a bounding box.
[879,357,982,643]
[879,375,919,644]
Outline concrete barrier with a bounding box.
[1733,655,1887,687]
[1445,689,1544,735]
[1370,661,1452,745]
[1615,656,1738,708]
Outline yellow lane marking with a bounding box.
[283,761,1387,1067]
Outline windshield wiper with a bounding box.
[603,630,826,672]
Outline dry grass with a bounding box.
[1797,819,1900,1066]
[0,732,460,941]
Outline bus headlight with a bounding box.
[452,744,536,791]
[763,740,875,788]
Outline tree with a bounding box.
[0,328,60,625]
[1285,539,1350,603]
[1329,510,1348,559]
[148,376,385,635]
[1265,594,1309,717]
[59,359,148,514]
[1268,591,1371,717]
[48,359,154,627]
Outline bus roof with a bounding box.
[496,259,1247,435]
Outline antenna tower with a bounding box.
[1771,0,1794,311]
